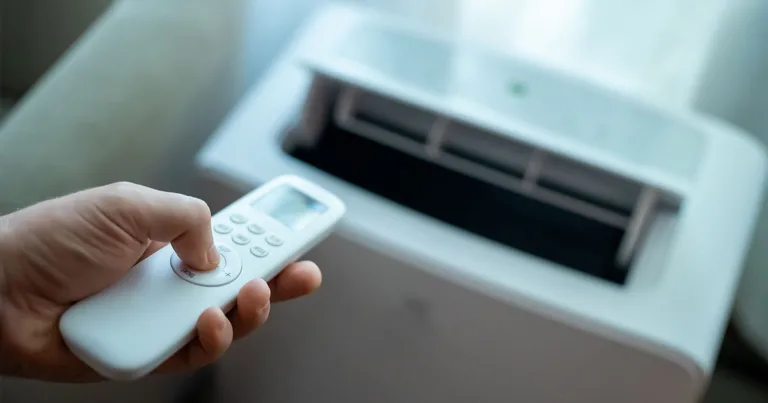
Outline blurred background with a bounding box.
[2,0,768,402]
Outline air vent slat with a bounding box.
[334,84,643,229]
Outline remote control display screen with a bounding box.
[252,185,328,231]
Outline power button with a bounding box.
[171,244,243,287]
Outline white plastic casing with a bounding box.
[59,175,346,381]
[194,5,768,403]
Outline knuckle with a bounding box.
[99,182,145,208]
[101,182,144,203]
[107,181,142,194]
[91,182,148,236]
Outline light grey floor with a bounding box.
[2,367,768,403]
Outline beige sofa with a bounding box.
[0,0,254,215]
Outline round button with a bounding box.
[247,223,265,235]
[171,244,243,287]
[265,234,283,247]
[232,233,250,245]
[250,246,269,258]
[230,214,249,224]
[214,223,233,234]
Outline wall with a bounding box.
[692,0,768,367]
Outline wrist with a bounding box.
[0,214,15,377]
[0,214,8,299]
[0,212,12,304]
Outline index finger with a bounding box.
[97,182,219,271]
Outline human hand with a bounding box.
[0,182,322,382]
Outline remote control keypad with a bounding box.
[232,233,251,245]
[229,214,249,224]
[247,223,265,235]
[265,234,283,247]
[214,212,286,268]
[250,246,269,258]
[214,223,233,234]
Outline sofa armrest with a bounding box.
[0,0,249,214]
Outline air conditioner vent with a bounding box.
[286,75,683,285]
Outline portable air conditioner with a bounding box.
[196,4,767,403]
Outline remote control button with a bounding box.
[214,223,233,234]
[217,244,233,253]
[247,223,265,235]
[230,214,249,224]
[232,233,250,245]
[250,246,269,258]
[265,234,283,247]
[171,243,243,287]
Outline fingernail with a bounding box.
[207,244,220,266]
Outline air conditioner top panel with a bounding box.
[301,23,714,197]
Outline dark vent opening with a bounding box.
[285,118,630,286]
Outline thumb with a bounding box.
[97,182,219,271]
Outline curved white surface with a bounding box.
[363,0,731,107]
[197,3,766,380]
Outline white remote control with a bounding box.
[59,175,346,380]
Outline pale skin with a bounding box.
[0,182,323,382]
